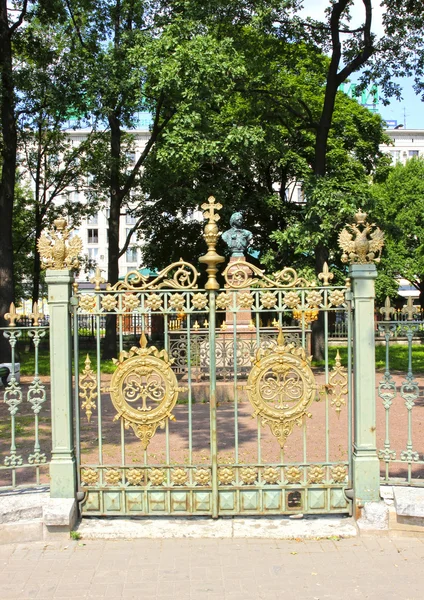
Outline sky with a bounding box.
[301,0,424,129]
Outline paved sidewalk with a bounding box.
[0,535,422,600]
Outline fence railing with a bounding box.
[0,315,51,491]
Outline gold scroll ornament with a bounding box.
[109,333,186,449]
[246,329,317,447]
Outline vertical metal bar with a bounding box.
[324,293,329,466]
[187,311,193,467]
[347,291,353,484]
[232,294,238,464]
[96,311,103,470]
[73,308,81,489]
[208,290,219,518]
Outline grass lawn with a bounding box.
[18,342,424,377]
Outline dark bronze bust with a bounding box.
[222,212,253,257]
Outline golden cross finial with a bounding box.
[90,267,106,291]
[192,320,200,330]
[380,296,396,321]
[29,302,43,326]
[318,262,334,286]
[203,319,209,328]
[220,321,228,331]
[201,196,222,223]
[272,318,279,327]
[402,296,417,321]
[4,302,20,327]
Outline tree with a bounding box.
[68,1,247,357]
[0,0,67,361]
[372,157,424,308]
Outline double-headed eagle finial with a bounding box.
[338,209,384,264]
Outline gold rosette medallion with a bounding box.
[109,333,186,449]
[246,329,317,447]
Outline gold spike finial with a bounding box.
[140,331,148,348]
[199,196,225,290]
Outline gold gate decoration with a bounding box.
[109,333,186,449]
[246,329,317,447]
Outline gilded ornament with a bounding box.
[4,302,21,327]
[79,295,97,313]
[380,296,396,321]
[171,467,189,486]
[145,293,163,310]
[108,260,199,291]
[246,328,316,448]
[260,291,277,309]
[216,292,232,309]
[237,292,254,309]
[90,267,105,290]
[193,468,211,486]
[306,290,322,308]
[79,354,97,422]
[293,308,319,324]
[126,468,144,486]
[37,216,82,270]
[169,293,186,311]
[223,260,313,289]
[108,333,186,449]
[328,289,345,308]
[285,466,302,484]
[101,294,118,311]
[123,294,140,311]
[191,293,208,310]
[240,467,258,485]
[199,196,225,291]
[218,467,235,485]
[28,302,43,326]
[328,350,348,417]
[338,209,384,264]
[318,262,334,286]
[148,468,165,486]
[331,465,348,484]
[308,465,325,484]
[104,468,122,485]
[81,468,99,486]
[283,291,301,309]
[262,467,280,484]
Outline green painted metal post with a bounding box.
[350,263,380,508]
[46,269,77,499]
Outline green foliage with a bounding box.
[372,157,424,304]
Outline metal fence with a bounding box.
[0,314,50,491]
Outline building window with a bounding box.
[126,212,137,225]
[297,187,304,203]
[390,150,401,163]
[126,247,138,263]
[87,229,98,244]
[88,247,98,259]
[409,150,419,157]
[88,213,98,225]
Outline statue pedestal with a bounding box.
[224,256,253,331]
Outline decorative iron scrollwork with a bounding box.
[107,260,199,291]
[246,329,317,448]
[223,260,314,289]
[109,333,186,449]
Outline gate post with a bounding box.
[37,218,82,533]
[45,269,77,499]
[350,263,380,508]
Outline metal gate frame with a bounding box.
[73,198,353,517]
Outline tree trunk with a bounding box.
[0,0,17,362]
[102,115,122,359]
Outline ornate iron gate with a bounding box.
[75,198,352,517]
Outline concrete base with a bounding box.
[357,501,389,532]
[0,490,77,544]
[77,515,357,540]
[393,486,424,518]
